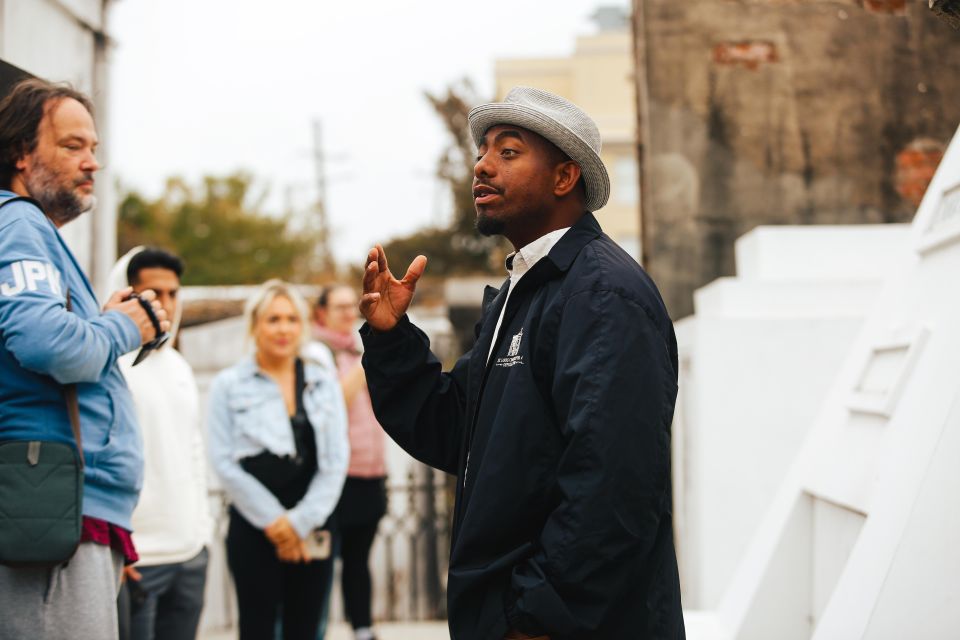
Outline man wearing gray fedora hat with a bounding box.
[359,87,684,639]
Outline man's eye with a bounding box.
[501,149,517,157]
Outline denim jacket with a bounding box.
[207,354,349,537]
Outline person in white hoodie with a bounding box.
[110,247,213,640]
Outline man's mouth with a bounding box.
[473,184,501,205]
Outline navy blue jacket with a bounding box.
[361,212,684,639]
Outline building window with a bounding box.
[616,235,641,262]
[615,156,638,205]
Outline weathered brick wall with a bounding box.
[930,0,960,29]
[634,0,960,318]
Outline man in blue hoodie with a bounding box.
[0,78,170,639]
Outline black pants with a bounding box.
[226,509,332,640]
[339,520,380,629]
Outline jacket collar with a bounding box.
[510,211,602,294]
[236,353,327,385]
[481,281,507,316]
[543,211,602,271]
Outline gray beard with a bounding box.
[25,163,94,226]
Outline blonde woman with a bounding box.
[207,280,348,640]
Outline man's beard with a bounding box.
[25,162,95,226]
[475,211,505,237]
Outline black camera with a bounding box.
[127,291,170,366]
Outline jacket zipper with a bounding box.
[458,292,522,503]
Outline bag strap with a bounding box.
[0,194,43,212]
[63,290,84,469]
[294,357,306,416]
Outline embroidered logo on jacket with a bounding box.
[496,328,525,368]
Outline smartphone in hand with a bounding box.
[303,529,331,561]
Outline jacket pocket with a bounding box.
[227,391,270,435]
[227,385,292,457]
[89,386,143,491]
[78,382,115,468]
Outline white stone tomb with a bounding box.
[684,125,960,638]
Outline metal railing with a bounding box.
[375,465,452,621]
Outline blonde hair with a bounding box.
[244,279,311,351]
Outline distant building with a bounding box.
[0,0,117,295]
[495,6,641,261]
[631,0,960,318]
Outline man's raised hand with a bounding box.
[359,245,426,332]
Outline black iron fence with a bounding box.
[374,464,453,621]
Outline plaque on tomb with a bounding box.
[848,328,929,417]
[919,182,960,254]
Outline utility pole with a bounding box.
[632,0,652,270]
[312,119,335,274]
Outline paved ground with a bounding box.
[201,621,450,640]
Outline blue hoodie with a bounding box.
[0,192,143,529]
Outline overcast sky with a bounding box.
[108,0,629,269]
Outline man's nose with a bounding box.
[81,150,100,173]
[474,151,494,180]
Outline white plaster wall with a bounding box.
[688,314,864,608]
[686,124,960,640]
[0,0,116,293]
[1,0,99,83]
[860,391,960,638]
[675,224,910,609]
[735,225,912,282]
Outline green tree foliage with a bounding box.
[382,80,509,276]
[117,173,327,285]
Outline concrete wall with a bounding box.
[0,0,117,294]
[632,0,960,318]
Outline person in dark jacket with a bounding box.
[358,87,685,640]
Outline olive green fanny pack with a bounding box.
[0,439,83,567]
[0,290,84,568]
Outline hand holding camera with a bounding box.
[104,287,171,364]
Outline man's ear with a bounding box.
[14,154,28,172]
[554,161,582,198]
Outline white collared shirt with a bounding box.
[487,227,570,363]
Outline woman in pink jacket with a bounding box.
[315,284,387,640]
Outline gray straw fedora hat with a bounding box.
[468,86,611,212]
